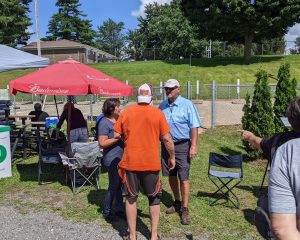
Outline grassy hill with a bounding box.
[1,55,300,89]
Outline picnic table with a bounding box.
[0,115,35,125]
[10,121,47,159]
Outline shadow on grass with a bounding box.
[217,146,243,156]
[197,190,225,199]
[197,190,242,209]
[237,185,262,199]
[16,162,65,185]
[185,234,194,240]
[162,56,284,67]
[243,208,255,225]
[87,189,151,239]
[160,189,174,209]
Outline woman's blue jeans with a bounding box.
[103,158,124,215]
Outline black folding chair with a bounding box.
[208,152,243,208]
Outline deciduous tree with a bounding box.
[181,0,300,62]
[123,29,144,60]
[138,0,206,60]
[95,18,125,57]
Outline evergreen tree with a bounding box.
[250,70,275,137]
[242,69,275,159]
[46,0,95,45]
[0,0,32,46]
[242,93,251,131]
[242,93,254,157]
[273,63,297,132]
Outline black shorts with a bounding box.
[161,140,191,181]
[122,170,162,199]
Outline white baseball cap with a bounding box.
[137,83,153,104]
[164,79,180,88]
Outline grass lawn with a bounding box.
[1,55,300,89]
[0,125,265,239]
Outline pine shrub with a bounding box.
[242,69,275,159]
[273,63,297,132]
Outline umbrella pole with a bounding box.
[67,99,71,156]
[54,95,60,118]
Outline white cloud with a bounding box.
[131,0,171,18]
[285,23,300,53]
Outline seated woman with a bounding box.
[98,98,124,221]
[56,102,88,143]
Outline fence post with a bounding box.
[237,78,240,99]
[196,80,199,99]
[13,96,16,115]
[211,80,216,128]
[160,81,163,100]
[187,81,191,100]
[162,81,166,100]
[89,94,93,122]
[123,80,129,105]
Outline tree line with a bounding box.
[1,0,300,62]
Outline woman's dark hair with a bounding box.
[102,98,120,116]
[287,96,300,132]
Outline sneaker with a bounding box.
[181,207,191,225]
[165,200,181,214]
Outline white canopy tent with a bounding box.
[0,44,49,72]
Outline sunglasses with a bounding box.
[164,87,178,91]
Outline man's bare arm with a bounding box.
[190,128,198,159]
[271,213,300,240]
[240,130,262,151]
[162,132,175,170]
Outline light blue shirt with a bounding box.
[159,96,201,142]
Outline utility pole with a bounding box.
[35,0,41,56]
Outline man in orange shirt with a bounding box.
[114,83,175,240]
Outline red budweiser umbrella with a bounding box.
[10,59,133,96]
[9,59,133,156]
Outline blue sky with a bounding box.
[27,0,171,41]
[28,0,299,53]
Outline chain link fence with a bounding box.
[2,81,300,129]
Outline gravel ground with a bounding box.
[0,206,125,240]
[0,206,211,240]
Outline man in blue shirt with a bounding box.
[159,79,201,225]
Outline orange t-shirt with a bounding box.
[114,104,170,171]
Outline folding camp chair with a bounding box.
[59,141,102,194]
[208,152,243,208]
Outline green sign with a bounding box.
[0,145,7,163]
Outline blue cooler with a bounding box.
[45,117,58,129]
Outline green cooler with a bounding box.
[0,125,11,179]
